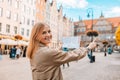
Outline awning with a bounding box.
[16,40,29,45]
[0,39,17,45]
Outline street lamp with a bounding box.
[87,8,94,40]
[86,8,95,63]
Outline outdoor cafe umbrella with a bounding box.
[0,39,17,45]
[17,40,29,45]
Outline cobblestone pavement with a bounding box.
[0,52,120,80]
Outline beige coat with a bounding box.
[30,43,87,80]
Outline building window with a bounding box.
[82,28,85,32]
[14,13,18,21]
[26,7,30,15]
[8,0,12,5]
[6,24,10,33]
[33,9,35,16]
[32,20,34,26]
[27,29,29,36]
[0,7,3,17]
[27,19,30,25]
[21,28,24,35]
[77,29,80,32]
[14,26,17,34]
[15,1,19,9]
[21,16,25,24]
[6,10,11,19]
[0,23,2,32]
[22,4,26,12]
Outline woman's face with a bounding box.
[38,26,52,45]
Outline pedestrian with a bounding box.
[107,46,112,55]
[16,46,21,59]
[26,22,97,80]
[9,46,16,59]
[23,46,27,57]
[0,46,2,60]
[104,45,107,56]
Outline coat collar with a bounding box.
[39,43,46,47]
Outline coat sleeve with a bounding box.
[48,47,88,65]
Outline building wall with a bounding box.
[0,0,19,35]
[74,16,119,49]
[0,0,36,39]
[45,0,50,25]
[16,0,74,48]
[36,0,45,22]
[58,6,64,42]
[50,0,58,48]
[19,0,36,39]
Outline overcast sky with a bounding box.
[52,0,120,21]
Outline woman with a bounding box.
[16,46,21,59]
[26,22,96,80]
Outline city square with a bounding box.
[0,52,120,80]
[0,0,120,80]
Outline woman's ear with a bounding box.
[35,35,40,42]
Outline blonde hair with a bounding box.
[26,22,49,59]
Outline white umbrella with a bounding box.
[0,39,17,45]
[17,40,28,45]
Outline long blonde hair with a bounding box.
[26,22,48,59]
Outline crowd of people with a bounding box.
[9,45,27,59]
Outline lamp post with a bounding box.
[86,8,94,63]
[87,8,94,41]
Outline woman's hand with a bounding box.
[87,38,97,50]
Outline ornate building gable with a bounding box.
[58,5,63,16]
[78,20,86,27]
[94,13,112,32]
[74,18,86,36]
[74,17,86,28]
[95,18,111,26]
[45,0,50,25]
[51,0,57,10]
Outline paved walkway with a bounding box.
[0,52,120,80]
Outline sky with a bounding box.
[52,0,120,21]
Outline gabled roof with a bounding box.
[74,17,120,29]
[83,19,98,29]
[107,17,120,27]
[74,19,98,29]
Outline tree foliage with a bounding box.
[86,30,99,37]
[115,26,120,45]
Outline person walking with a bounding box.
[0,46,2,60]
[9,46,16,59]
[23,46,27,57]
[107,46,112,55]
[26,22,97,80]
[16,46,21,59]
